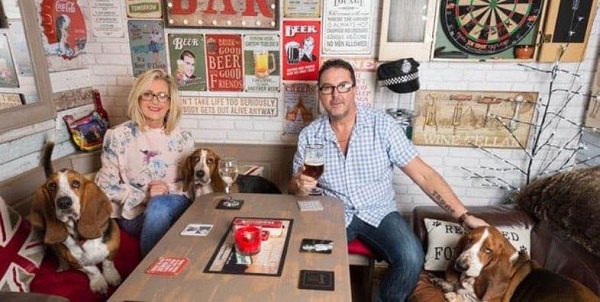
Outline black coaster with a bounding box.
[300,239,333,254]
[298,270,334,291]
[216,199,244,210]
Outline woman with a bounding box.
[95,69,194,256]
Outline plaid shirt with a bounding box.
[293,105,417,227]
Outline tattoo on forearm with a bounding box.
[431,190,455,214]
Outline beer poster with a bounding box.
[283,0,321,18]
[243,34,280,93]
[205,34,243,92]
[282,20,320,81]
[168,33,207,91]
[128,20,167,77]
[283,82,318,135]
[126,0,162,19]
[165,0,277,29]
[0,34,18,88]
[322,0,375,55]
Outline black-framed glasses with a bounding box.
[319,82,355,95]
[140,91,170,103]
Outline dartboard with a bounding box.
[441,0,543,55]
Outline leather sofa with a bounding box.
[410,205,600,298]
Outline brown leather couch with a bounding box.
[411,205,600,296]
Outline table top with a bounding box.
[109,193,351,302]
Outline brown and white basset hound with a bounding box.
[181,147,281,200]
[431,226,600,302]
[28,142,121,294]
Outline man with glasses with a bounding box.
[289,59,487,301]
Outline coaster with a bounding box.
[216,199,244,210]
[298,270,334,291]
[180,224,213,236]
[145,257,188,276]
[300,238,333,254]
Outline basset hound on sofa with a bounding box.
[28,142,121,294]
[182,147,281,200]
[431,226,600,302]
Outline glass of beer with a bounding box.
[302,144,324,195]
[219,157,239,206]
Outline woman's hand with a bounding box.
[148,180,169,197]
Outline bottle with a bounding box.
[93,89,109,124]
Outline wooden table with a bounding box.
[109,193,351,301]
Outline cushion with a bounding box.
[0,196,45,292]
[423,218,531,271]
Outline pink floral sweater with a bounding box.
[95,121,194,220]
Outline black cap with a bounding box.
[377,58,420,94]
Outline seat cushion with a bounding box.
[348,239,374,258]
[30,227,142,302]
[0,196,45,292]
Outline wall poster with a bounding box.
[243,34,280,93]
[0,93,23,110]
[282,20,320,81]
[168,33,207,91]
[126,0,162,19]
[89,0,125,38]
[0,34,18,88]
[165,0,278,29]
[283,82,318,135]
[205,34,243,92]
[39,0,90,71]
[412,90,538,149]
[128,20,167,76]
[322,0,375,55]
[283,0,321,18]
[181,96,277,116]
[345,57,376,107]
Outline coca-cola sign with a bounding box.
[166,0,278,29]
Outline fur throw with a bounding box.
[516,166,600,258]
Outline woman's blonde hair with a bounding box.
[127,69,182,134]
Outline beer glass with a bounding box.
[219,157,239,206]
[302,144,324,195]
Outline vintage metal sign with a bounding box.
[0,93,23,110]
[283,82,318,135]
[181,96,277,116]
[283,0,321,18]
[128,20,167,76]
[168,33,207,91]
[322,0,375,55]
[345,57,376,107]
[243,34,280,93]
[282,20,320,81]
[89,0,125,38]
[126,0,162,18]
[165,0,278,29]
[206,34,243,92]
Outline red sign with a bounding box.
[282,20,320,81]
[40,0,87,60]
[205,34,243,91]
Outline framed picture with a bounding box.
[0,33,19,88]
[412,90,538,149]
[165,0,278,29]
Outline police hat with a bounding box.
[377,58,420,94]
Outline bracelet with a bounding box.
[458,212,472,225]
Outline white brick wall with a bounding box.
[1,2,599,212]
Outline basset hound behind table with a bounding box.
[182,147,281,199]
[429,226,600,302]
[28,142,121,294]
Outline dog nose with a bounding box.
[57,197,72,209]
[195,170,205,178]
[454,261,470,272]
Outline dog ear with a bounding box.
[77,180,111,239]
[445,230,469,283]
[474,242,515,300]
[30,186,68,244]
[181,154,194,193]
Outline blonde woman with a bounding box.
[95,69,194,256]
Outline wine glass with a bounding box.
[302,144,325,195]
[219,157,239,206]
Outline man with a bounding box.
[176,50,196,85]
[289,59,487,301]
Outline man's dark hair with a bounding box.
[318,59,356,86]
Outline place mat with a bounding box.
[204,217,293,276]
